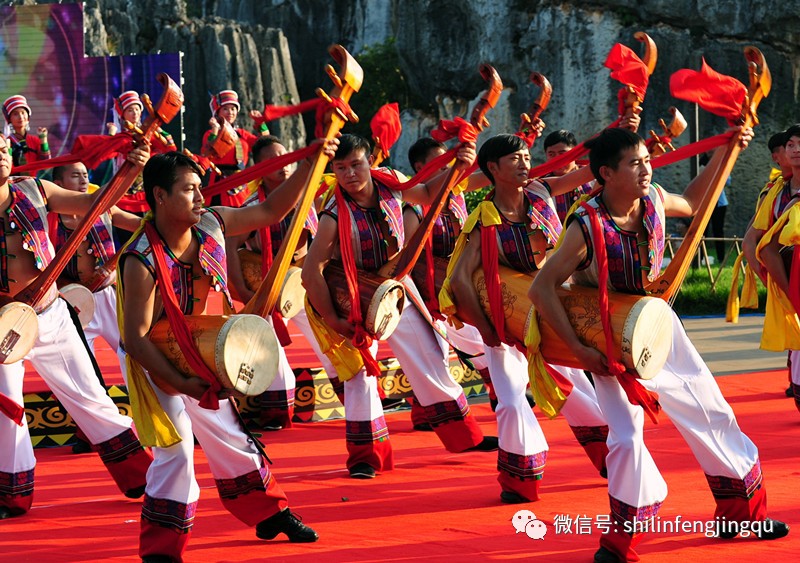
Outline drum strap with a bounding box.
[257,188,293,346]
[227,397,273,465]
[579,202,661,424]
[145,221,222,410]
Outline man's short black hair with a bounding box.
[584,128,644,186]
[251,135,284,162]
[408,137,445,170]
[142,151,203,211]
[768,131,788,153]
[783,124,800,147]
[543,129,577,151]
[333,134,371,161]
[477,134,528,184]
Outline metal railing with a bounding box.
[664,236,745,292]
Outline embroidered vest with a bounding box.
[571,183,666,294]
[124,209,232,314]
[243,188,319,256]
[322,180,404,271]
[554,182,593,223]
[492,183,561,273]
[773,183,800,223]
[54,212,115,280]
[408,192,468,258]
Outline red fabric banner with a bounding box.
[670,59,747,124]
[11,134,134,176]
[604,43,650,101]
[370,103,402,153]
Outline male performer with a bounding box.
[442,134,609,504]
[201,90,268,207]
[531,127,789,562]
[744,124,800,413]
[542,129,594,223]
[3,95,50,167]
[302,134,495,480]
[0,136,152,520]
[225,135,335,430]
[119,144,336,561]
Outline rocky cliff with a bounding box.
[13,0,800,234]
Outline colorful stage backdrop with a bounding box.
[0,2,183,157]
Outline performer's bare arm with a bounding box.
[224,231,254,303]
[214,138,338,237]
[743,224,768,284]
[529,222,608,374]
[121,256,211,400]
[401,142,477,206]
[44,145,150,215]
[759,234,790,295]
[448,229,500,347]
[301,214,355,338]
[402,207,421,242]
[110,206,144,232]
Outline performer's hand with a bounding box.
[126,143,151,168]
[620,110,641,133]
[37,127,48,139]
[209,117,220,134]
[532,117,546,136]
[107,122,119,136]
[735,126,754,149]
[182,376,211,401]
[249,109,264,123]
[455,141,477,169]
[328,316,356,339]
[575,344,609,376]
[308,136,340,162]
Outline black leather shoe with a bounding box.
[381,397,406,411]
[141,556,176,563]
[0,506,15,520]
[348,462,376,479]
[594,546,622,563]
[786,385,794,397]
[125,485,146,499]
[256,509,319,542]
[413,423,434,432]
[71,438,92,454]
[464,436,499,452]
[755,518,790,540]
[500,491,530,504]
[599,467,608,479]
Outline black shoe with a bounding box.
[413,423,434,432]
[71,437,92,454]
[348,462,376,479]
[594,546,622,563]
[381,397,406,411]
[125,485,146,499]
[500,491,531,504]
[755,518,790,540]
[599,467,608,479]
[786,385,794,398]
[464,436,499,452]
[256,509,319,542]
[141,556,176,563]
[260,421,284,431]
[0,506,15,520]
[490,397,498,412]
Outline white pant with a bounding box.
[596,310,760,509]
[0,298,136,475]
[442,321,489,371]
[84,285,127,376]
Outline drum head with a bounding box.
[61,284,96,328]
[622,297,673,380]
[366,280,405,340]
[0,302,39,364]
[278,266,306,320]
[215,314,280,396]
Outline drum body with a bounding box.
[325,262,405,340]
[238,248,305,319]
[0,301,39,364]
[470,264,672,379]
[60,283,96,328]
[148,314,279,396]
[410,254,449,309]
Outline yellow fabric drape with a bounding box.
[115,212,182,447]
[755,203,800,351]
[437,200,566,417]
[303,295,366,382]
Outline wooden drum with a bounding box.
[60,283,96,328]
[325,261,405,340]
[470,264,673,379]
[238,248,305,319]
[0,301,39,364]
[148,314,279,396]
[410,255,449,307]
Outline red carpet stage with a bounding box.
[3,368,797,562]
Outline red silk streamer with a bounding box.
[481,223,506,344]
[314,98,353,139]
[371,103,402,154]
[11,134,134,176]
[423,235,440,317]
[605,44,650,101]
[578,202,660,424]
[255,188,292,346]
[117,190,149,213]
[650,131,732,170]
[333,188,382,377]
[144,221,221,410]
[201,144,318,200]
[0,393,24,425]
[262,98,323,122]
[670,59,747,125]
